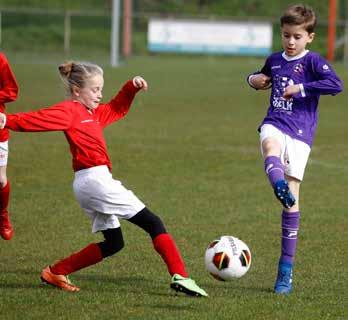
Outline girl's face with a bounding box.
[281,24,314,57]
[73,74,104,110]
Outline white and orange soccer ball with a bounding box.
[204,235,251,281]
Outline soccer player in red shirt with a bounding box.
[0,61,207,297]
[0,52,19,240]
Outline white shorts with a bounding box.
[73,165,145,233]
[0,141,9,166]
[259,124,311,181]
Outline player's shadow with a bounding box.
[0,282,39,289]
[144,303,197,311]
[74,273,159,292]
[202,282,272,294]
[75,273,199,299]
[75,273,148,286]
[0,267,41,289]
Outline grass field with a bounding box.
[0,55,347,320]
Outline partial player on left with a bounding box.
[0,52,19,240]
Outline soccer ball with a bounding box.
[204,235,251,281]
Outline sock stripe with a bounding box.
[268,167,283,174]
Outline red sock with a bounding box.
[0,181,10,212]
[153,233,188,277]
[50,243,103,275]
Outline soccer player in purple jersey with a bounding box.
[247,4,343,294]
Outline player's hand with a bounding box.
[283,84,300,100]
[249,73,271,90]
[133,76,148,91]
[0,113,6,129]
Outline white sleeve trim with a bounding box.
[299,83,306,97]
[1,114,6,129]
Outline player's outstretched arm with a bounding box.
[132,76,148,91]
[97,76,148,126]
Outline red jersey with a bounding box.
[0,52,19,141]
[5,80,139,171]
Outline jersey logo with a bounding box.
[283,229,298,239]
[287,230,298,238]
[294,63,303,73]
[272,75,294,112]
[322,64,330,72]
[80,119,94,123]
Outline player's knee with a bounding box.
[108,237,124,256]
[128,207,167,239]
[99,237,124,258]
[262,138,281,157]
[0,171,7,187]
[99,228,125,258]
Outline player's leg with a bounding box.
[274,137,309,294]
[73,166,207,296]
[0,140,13,240]
[128,208,208,297]
[128,208,187,277]
[41,242,104,292]
[274,177,301,294]
[98,227,125,257]
[41,227,125,292]
[41,167,124,292]
[260,125,295,208]
[41,167,123,292]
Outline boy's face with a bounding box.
[281,24,315,57]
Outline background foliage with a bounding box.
[0,0,342,19]
[1,0,346,63]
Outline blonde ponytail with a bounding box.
[58,61,103,94]
[58,61,74,79]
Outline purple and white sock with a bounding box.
[264,156,284,187]
[280,210,300,265]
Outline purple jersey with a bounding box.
[250,50,343,146]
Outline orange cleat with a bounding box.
[41,266,80,292]
[0,211,14,240]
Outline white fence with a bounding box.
[148,18,273,56]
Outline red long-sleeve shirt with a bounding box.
[5,80,139,171]
[0,52,19,141]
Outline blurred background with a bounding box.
[0,0,347,65]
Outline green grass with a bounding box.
[0,55,347,320]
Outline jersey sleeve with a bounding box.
[247,56,272,89]
[260,56,272,77]
[5,103,73,132]
[301,56,343,97]
[0,53,19,105]
[96,80,140,127]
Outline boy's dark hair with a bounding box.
[280,4,316,33]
